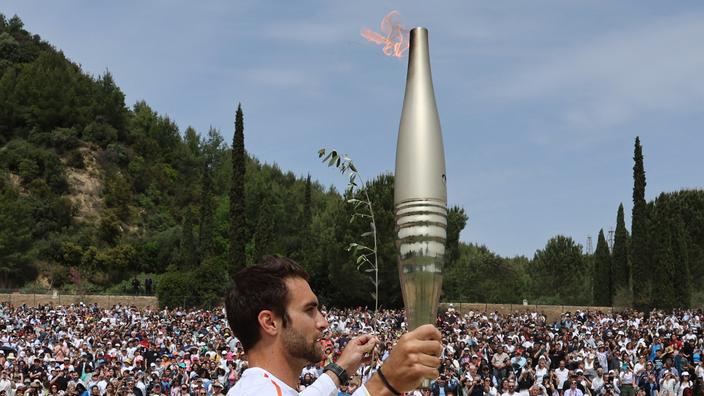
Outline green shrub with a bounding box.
[83,120,117,147]
[66,150,84,169]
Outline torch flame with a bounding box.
[361,10,409,58]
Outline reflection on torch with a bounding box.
[394,27,447,338]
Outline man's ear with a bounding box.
[258,310,281,336]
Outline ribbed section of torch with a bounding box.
[395,198,447,330]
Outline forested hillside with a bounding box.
[1,14,703,309]
[0,14,469,308]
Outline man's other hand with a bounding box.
[337,334,379,374]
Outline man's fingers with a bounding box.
[357,338,377,354]
[416,353,441,368]
[409,324,442,341]
[411,339,443,357]
[354,334,374,344]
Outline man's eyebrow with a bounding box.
[303,300,319,309]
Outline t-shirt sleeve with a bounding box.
[226,380,282,396]
[351,384,371,396]
[300,373,337,396]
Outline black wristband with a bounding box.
[324,363,349,386]
[377,366,401,395]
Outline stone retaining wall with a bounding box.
[0,293,158,308]
[439,302,620,322]
[0,295,617,320]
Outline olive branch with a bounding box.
[318,148,379,311]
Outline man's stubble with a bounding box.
[282,324,324,364]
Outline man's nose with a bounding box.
[317,312,329,330]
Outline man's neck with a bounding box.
[248,345,304,390]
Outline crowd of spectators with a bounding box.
[0,302,703,396]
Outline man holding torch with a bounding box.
[225,256,443,396]
[227,21,448,396]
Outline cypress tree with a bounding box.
[253,190,275,263]
[593,229,612,306]
[179,208,198,269]
[229,103,246,275]
[302,174,312,230]
[198,128,222,262]
[198,157,215,260]
[292,174,313,263]
[631,136,650,309]
[612,203,630,297]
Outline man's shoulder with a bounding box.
[229,380,283,396]
[229,368,294,396]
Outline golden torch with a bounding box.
[394,26,447,384]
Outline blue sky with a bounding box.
[3,1,704,257]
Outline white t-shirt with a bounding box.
[227,367,370,396]
[555,368,569,390]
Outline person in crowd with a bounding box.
[675,372,692,396]
[620,365,636,396]
[591,369,606,395]
[642,373,659,396]
[660,370,678,396]
[564,380,584,396]
[555,362,570,393]
[494,346,511,384]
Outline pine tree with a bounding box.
[229,103,246,275]
[612,203,630,297]
[531,235,585,304]
[651,196,691,309]
[592,229,612,306]
[672,215,691,308]
[446,206,469,267]
[631,136,650,309]
[651,197,677,309]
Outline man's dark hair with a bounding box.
[225,255,309,352]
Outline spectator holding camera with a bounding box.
[659,370,677,396]
[642,373,659,396]
[493,347,511,383]
[483,377,499,396]
[431,374,450,396]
